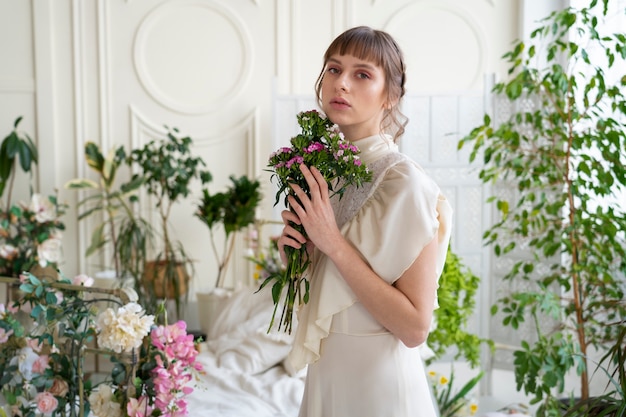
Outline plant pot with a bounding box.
[196,288,233,340]
[143,260,189,300]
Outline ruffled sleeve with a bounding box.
[286,157,452,372]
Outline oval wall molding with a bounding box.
[386,1,487,92]
[133,0,252,114]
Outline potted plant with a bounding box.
[0,117,65,283]
[195,174,262,288]
[127,126,211,318]
[64,142,153,293]
[194,174,262,335]
[459,1,626,413]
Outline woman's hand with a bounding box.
[285,164,343,256]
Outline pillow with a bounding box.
[206,284,295,375]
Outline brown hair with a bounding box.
[315,26,408,142]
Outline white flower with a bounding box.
[72,274,94,287]
[88,385,122,417]
[0,244,17,259]
[37,238,63,267]
[29,193,56,223]
[9,346,39,381]
[96,302,154,353]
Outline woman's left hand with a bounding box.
[287,164,343,256]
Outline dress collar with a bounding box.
[352,134,398,165]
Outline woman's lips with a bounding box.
[329,97,350,110]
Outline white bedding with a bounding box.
[187,285,305,416]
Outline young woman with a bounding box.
[278,26,452,417]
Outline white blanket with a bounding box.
[187,285,305,416]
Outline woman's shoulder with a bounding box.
[377,153,439,192]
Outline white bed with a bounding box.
[187,285,306,417]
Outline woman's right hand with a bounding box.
[277,209,309,265]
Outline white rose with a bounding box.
[29,193,56,223]
[88,385,122,417]
[37,238,63,267]
[0,244,17,259]
[72,274,94,287]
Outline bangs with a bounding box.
[324,29,386,67]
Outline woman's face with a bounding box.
[320,53,388,141]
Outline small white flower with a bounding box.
[29,193,56,223]
[37,238,63,267]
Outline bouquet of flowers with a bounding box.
[258,110,372,334]
[0,272,203,417]
[0,193,66,278]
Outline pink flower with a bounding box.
[72,274,94,287]
[127,396,153,417]
[0,327,13,343]
[32,354,50,374]
[35,391,58,414]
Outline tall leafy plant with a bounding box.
[128,127,211,316]
[459,0,626,411]
[0,116,38,206]
[196,174,262,288]
[65,142,152,285]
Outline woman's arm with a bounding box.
[279,164,439,347]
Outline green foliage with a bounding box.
[427,247,493,368]
[0,117,38,206]
[459,0,626,410]
[65,142,152,283]
[196,174,262,288]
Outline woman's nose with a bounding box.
[335,74,349,92]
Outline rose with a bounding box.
[29,194,56,223]
[31,354,50,374]
[37,237,63,267]
[72,273,94,287]
[89,385,123,417]
[49,378,69,397]
[35,391,58,414]
[126,396,153,417]
[0,244,17,260]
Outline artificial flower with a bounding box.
[96,302,155,353]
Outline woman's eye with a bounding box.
[356,72,370,80]
[328,67,340,74]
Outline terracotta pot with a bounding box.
[143,260,189,300]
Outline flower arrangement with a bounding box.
[427,369,483,417]
[0,272,203,417]
[258,110,372,333]
[0,193,66,278]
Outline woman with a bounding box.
[278,26,452,417]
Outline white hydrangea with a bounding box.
[96,302,154,353]
[88,384,122,417]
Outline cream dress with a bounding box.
[286,134,452,417]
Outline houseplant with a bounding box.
[194,174,262,337]
[459,0,626,412]
[195,174,262,288]
[426,245,493,369]
[127,127,211,318]
[0,117,65,281]
[65,141,153,292]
